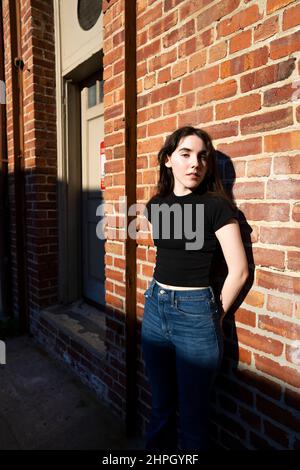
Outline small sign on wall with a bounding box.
[100,140,105,190]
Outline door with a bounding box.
[80,75,105,307]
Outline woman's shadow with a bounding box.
[209,150,255,449]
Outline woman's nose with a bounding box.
[190,155,200,167]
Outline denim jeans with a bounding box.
[141,278,223,452]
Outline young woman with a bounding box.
[141,126,248,451]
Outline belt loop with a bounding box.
[209,286,215,302]
[171,290,175,307]
[149,278,156,297]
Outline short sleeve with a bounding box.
[210,197,239,232]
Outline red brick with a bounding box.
[209,41,227,63]
[182,65,219,92]
[284,388,300,409]
[218,4,262,38]
[264,131,300,153]
[163,19,195,48]
[287,251,300,271]
[237,327,284,356]
[217,137,262,158]
[137,3,163,30]
[233,182,265,199]
[270,30,300,59]
[235,368,282,400]
[267,0,295,14]
[286,343,300,366]
[150,81,180,104]
[178,106,213,127]
[254,15,279,42]
[255,355,300,390]
[244,290,265,308]
[163,93,194,115]
[267,179,300,199]
[241,107,293,135]
[178,37,196,57]
[292,202,300,222]
[216,94,261,120]
[189,50,207,71]
[264,420,289,447]
[274,154,300,175]
[197,79,237,105]
[172,60,187,79]
[253,247,285,270]
[239,406,261,431]
[256,269,300,295]
[283,2,300,30]
[147,116,177,136]
[148,10,178,40]
[247,158,272,177]
[221,47,268,79]
[235,308,256,327]
[259,314,300,341]
[196,0,240,31]
[241,58,296,92]
[201,121,238,140]
[229,30,252,54]
[267,295,293,317]
[239,346,252,365]
[138,104,162,124]
[137,39,161,64]
[260,226,300,247]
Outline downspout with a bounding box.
[124,0,138,437]
[8,0,28,332]
[0,2,12,319]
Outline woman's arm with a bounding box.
[215,219,249,317]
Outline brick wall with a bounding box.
[3,0,58,317]
[102,0,127,418]
[104,0,300,449]
[2,0,18,316]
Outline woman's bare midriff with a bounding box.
[155,279,208,291]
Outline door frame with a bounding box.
[54,0,104,304]
[56,75,82,304]
[80,82,105,307]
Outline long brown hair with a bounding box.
[148,126,235,208]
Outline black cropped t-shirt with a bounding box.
[143,190,239,287]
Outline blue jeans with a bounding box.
[141,278,223,452]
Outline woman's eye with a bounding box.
[182,154,189,157]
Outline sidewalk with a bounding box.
[0,336,145,450]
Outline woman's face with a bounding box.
[165,134,208,196]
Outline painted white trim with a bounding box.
[54,0,68,302]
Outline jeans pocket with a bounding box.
[174,298,210,317]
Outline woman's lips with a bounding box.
[187,173,200,179]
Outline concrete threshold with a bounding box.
[41,300,107,361]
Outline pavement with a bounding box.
[0,336,145,450]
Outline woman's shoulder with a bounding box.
[145,194,160,207]
[202,192,236,209]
